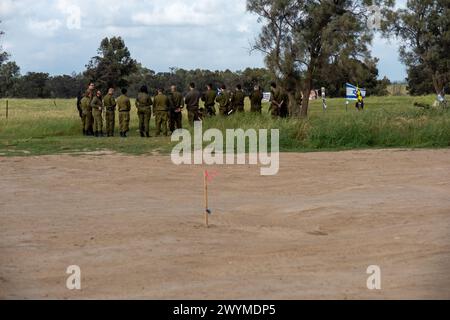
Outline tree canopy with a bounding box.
[84,37,138,92]
[247,0,391,117]
[0,21,9,66]
[385,0,450,96]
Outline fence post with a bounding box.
[6,100,8,119]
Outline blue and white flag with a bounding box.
[346,83,366,100]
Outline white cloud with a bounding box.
[132,1,224,26]
[0,0,15,16]
[56,0,82,29]
[28,19,63,36]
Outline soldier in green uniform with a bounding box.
[117,88,132,138]
[85,83,96,136]
[231,84,245,113]
[168,85,184,132]
[216,84,231,116]
[153,88,170,136]
[280,89,290,118]
[81,82,97,136]
[184,83,201,125]
[136,85,153,138]
[103,88,116,137]
[80,91,92,136]
[202,84,217,117]
[250,85,263,113]
[76,91,84,134]
[91,90,104,137]
[269,82,283,118]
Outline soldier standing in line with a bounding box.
[136,85,153,138]
[153,88,170,137]
[231,84,245,113]
[184,82,201,125]
[91,90,104,137]
[250,85,263,113]
[76,90,84,134]
[279,89,290,118]
[216,84,231,116]
[104,88,116,137]
[202,84,217,117]
[80,91,92,136]
[117,88,132,138]
[86,82,96,135]
[269,82,283,119]
[168,85,184,132]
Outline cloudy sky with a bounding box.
[0,0,407,81]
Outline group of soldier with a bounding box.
[77,82,290,138]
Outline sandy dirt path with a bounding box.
[0,149,449,299]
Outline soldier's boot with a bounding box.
[140,131,145,138]
[145,132,150,138]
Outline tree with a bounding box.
[406,64,435,96]
[84,37,138,92]
[248,0,387,117]
[14,72,50,98]
[386,0,450,96]
[241,67,272,92]
[46,73,86,98]
[0,21,9,66]
[314,57,390,97]
[0,61,20,97]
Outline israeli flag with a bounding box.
[346,83,366,100]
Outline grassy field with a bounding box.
[0,95,449,156]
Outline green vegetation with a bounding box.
[0,96,449,156]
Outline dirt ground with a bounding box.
[1,149,449,300]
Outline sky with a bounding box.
[0,0,407,81]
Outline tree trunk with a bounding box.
[432,72,444,95]
[301,70,313,118]
[287,91,300,117]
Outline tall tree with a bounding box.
[386,0,450,97]
[247,0,387,117]
[0,21,10,66]
[0,61,20,97]
[84,37,138,92]
[406,64,435,96]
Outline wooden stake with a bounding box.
[204,171,209,228]
[6,100,9,119]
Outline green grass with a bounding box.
[0,95,449,156]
